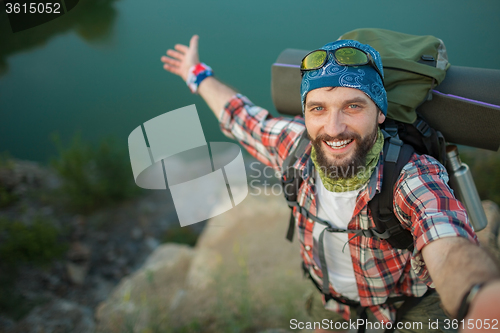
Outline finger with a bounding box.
[163,63,181,75]
[161,56,181,67]
[189,35,199,53]
[174,44,188,53]
[166,49,185,60]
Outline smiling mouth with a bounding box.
[324,139,353,150]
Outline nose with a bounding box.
[323,110,347,138]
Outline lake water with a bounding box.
[1,0,499,162]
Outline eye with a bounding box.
[348,104,359,109]
[309,106,324,112]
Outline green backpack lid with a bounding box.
[340,28,450,123]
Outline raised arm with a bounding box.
[394,155,500,331]
[161,35,306,170]
[422,237,500,328]
[161,35,236,119]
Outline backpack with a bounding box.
[282,29,450,251]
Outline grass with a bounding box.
[50,133,142,213]
[162,226,199,247]
[0,216,67,267]
[0,271,48,321]
[0,216,64,320]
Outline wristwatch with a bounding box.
[456,282,486,321]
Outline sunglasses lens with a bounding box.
[301,50,327,70]
[334,47,368,66]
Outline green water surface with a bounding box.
[1,0,499,162]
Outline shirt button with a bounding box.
[313,265,319,270]
[305,245,311,251]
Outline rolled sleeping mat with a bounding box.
[271,48,500,151]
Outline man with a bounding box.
[161,35,500,332]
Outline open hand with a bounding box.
[161,35,200,82]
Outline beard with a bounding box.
[309,124,378,180]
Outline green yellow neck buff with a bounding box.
[311,128,384,192]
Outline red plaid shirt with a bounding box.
[219,94,478,323]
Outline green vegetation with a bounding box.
[0,217,67,267]
[0,186,17,208]
[0,152,18,207]
[162,226,199,247]
[0,272,47,320]
[0,217,65,319]
[51,133,142,213]
[460,149,500,205]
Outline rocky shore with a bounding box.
[0,159,499,332]
[0,159,205,332]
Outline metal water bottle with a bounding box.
[446,145,488,232]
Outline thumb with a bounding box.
[189,35,199,53]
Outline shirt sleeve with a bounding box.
[219,93,306,170]
[393,154,478,286]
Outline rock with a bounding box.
[66,262,89,285]
[95,191,311,332]
[169,289,186,311]
[42,271,62,291]
[12,298,95,333]
[95,244,195,333]
[185,248,219,290]
[0,159,52,197]
[93,231,108,243]
[67,242,91,262]
[170,191,310,330]
[66,242,91,285]
[141,243,193,270]
[131,227,143,240]
[0,160,32,188]
[90,276,115,304]
[145,237,160,251]
[116,256,128,267]
[477,200,500,264]
[104,246,117,262]
[479,200,500,249]
[71,215,86,240]
[0,315,15,333]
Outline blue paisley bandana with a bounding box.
[300,40,387,115]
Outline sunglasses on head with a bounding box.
[300,47,384,83]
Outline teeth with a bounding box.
[325,139,352,149]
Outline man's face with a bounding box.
[304,87,386,179]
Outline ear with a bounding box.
[377,110,386,124]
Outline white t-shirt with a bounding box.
[313,172,361,301]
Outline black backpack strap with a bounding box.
[413,116,446,165]
[368,129,415,251]
[384,289,436,333]
[282,131,310,242]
